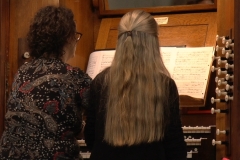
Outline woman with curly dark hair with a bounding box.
[0,5,91,160]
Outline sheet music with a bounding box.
[86,50,115,79]
[171,47,214,99]
[86,47,214,99]
[160,47,178,74]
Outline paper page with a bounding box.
[86,51,101,78]
[171,47,214,99]
[99,51,115,73]
[86,50,115,79]
[86,47,214,99]
[160,47,177,74]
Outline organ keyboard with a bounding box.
[78,125,216,159]
[183,125,216,159]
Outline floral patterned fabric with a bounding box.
[0,58,91,160]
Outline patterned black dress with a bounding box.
[0,58,91,160]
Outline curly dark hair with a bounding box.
[27,5,76,59]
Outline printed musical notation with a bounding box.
[161,47,214,99]
[86,50,115,79]
[86,47,214,99]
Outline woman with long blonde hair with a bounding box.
[85,10,186,160]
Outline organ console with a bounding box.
[1,0,239,159]
[78,0,237,160]
[79,126,217,159]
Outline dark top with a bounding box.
[0,58,91,160]
[84,68,187,160]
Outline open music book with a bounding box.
[86,47,215,107]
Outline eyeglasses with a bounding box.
[75,32,82,41]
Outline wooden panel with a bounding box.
[106,30,118,49]
[160,25,207,47]
[182,114,216,126]
[8,0,95,89]
[93,13,102,49]
[60,0,95,71]
[0,0,10,137]
[96,12,217,50]
[95,18,113,49]
[105,25,209,48]
[9,0,59,95]
[18,38,31,67]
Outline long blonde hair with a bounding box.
[104,10,171,146]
